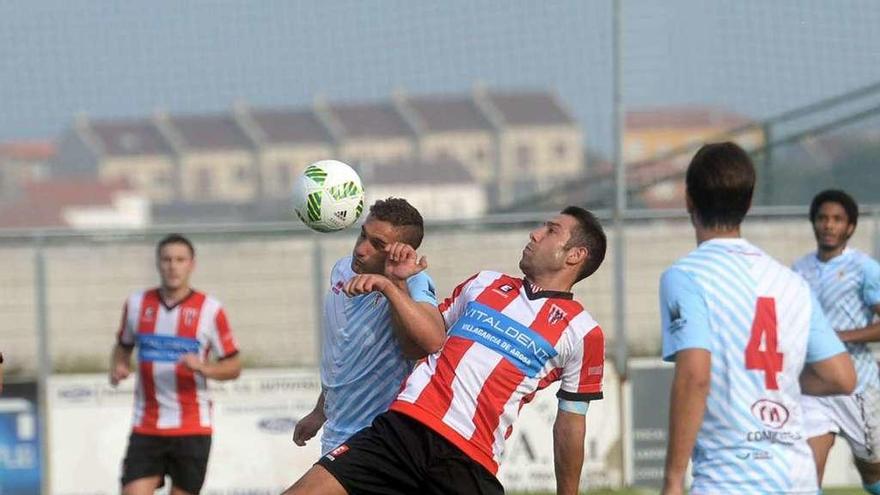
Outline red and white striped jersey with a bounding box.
[116,288,239,436]
[389,271,604,474]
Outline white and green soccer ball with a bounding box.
[292,159,365,232]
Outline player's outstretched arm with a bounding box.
[662,348,711,495]
[109,344,133,386]
[800,352,856,396]
[294,391,326,446]
[553,408,587,495]
[180,353,242,381]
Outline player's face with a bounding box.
[351,217,397,275]
[157,242,195,291]
[519,214,577,278]
[813,201,854,252]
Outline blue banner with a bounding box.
[137,334,200,363]
[0,382,42,495]
[448,301,557,378]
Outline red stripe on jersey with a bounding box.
[529,299,584,347]
[578,326,604,394]
[414,275,523,419]
[438,273,479,314]
[176,292,206,432]
[138,290,161,430]
[116,301,129,345]
[412,336,474,419]
[476,275,523,309]
[214,308,237,356]
[469,359,524,458]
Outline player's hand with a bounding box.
[179,353,204,373]
[293,408,326,446]
[343,274,391,296]
[109,363,131,387]
[383,242,428,281]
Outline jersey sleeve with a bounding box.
[116,300,135,348]
[861,257,880,307]
[406,271,438,307]
[660,267,712,362]
[806,292,847,363]
[557,325,605,402]
[438,273,479,330]
[208,307,240,360]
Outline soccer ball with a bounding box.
[292,159,365,232]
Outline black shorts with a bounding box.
[121,432,212,494]
[317,411,504,495]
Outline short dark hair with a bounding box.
[562,206,607,282]
[156,233,195,259]
[686,142,755,229]
[809,189,859,227]
[368,197,424,248]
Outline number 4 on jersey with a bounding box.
[745,297,784,390]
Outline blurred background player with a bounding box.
[292,197,439,455]
[659,142,856,495]
[792,189,880,493]
[109,234,242,495]
[284,205,607,495]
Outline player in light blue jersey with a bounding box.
[660,142,856,495]
[292,198,441,454]
[793,189,880,493]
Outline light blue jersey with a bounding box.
[319,256,438,454]
[792,248,880,392]
[661,238,845,494]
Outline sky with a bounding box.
[2,0,880,153]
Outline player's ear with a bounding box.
[685,192,694,213]
[566,245,588,268]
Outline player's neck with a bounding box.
[694,225,741,245]
[524,273,573,294]
[816,244,846,262]
[159,285,192,306]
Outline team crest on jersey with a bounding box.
[143,306,155,322]
[548,304,567,325]
[332,280,344,294]
[750,399,789,429]
[838,270,846,280]
[325,444,349,461]
[182,307,198,327]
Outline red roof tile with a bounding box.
[0,140,57,161]
[626,106,754,130]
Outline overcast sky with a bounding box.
[2,0,879,152]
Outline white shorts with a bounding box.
[803,385,880,462]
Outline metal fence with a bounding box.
[2,206,877,380]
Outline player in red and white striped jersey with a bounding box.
[284,206,607,495]
[110,234,241,495]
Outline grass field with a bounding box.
[510,488,865,495]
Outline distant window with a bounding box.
[197,169,212,198]
[436,148,452,161]
[516,144,532,171]
[473,147,486,162]
[237,164,249,181]
[154,172,171,187]
[554,141,567,160]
